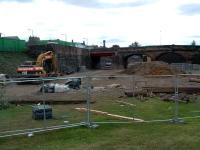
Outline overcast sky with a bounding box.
[0,0,200,47]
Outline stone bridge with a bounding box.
[89,45,200,69]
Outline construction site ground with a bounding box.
[4,69,200,104]
[2,68,200,149]
[1,70,200,149]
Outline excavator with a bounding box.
[16,51,58,78]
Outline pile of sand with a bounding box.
[122,61,183,75]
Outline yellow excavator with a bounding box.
[17,51,58,78]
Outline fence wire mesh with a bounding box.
[87,75,175,124]
[0,73,200,137]
[0,77,87,137]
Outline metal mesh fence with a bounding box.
[171,63,200,74]
[83,74,200,125]
[0,77,88,137]
[0,74,200,137]
[87,75,175,124]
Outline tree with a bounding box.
[129,41,141,47]
[191,40,196,46]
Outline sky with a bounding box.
[0,0,200,47]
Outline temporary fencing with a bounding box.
[0,74,200,138]
[0,77,88,137]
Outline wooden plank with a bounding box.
[75,107,144,122]
[116,100,136,106]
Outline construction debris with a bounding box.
[189,78,200,83]
[92,87,106,91]
[143,86,200,94]
[40,83,70,93]
[75,107,144,122]
[91,84,121,91]
[160,93,197,103]
[108,75,116,79]
[124,90,134,97]
[65,78,81,89]
[40,78,81,93]
[124,89,154,98]
[107,84,121,88]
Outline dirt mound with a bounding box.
[122,61,183,75]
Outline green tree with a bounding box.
[191,40,196,46]
[129,41,141,47]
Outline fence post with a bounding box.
[172,75,184,124]
[85,75,98,128]
[86,75,91,126]
[42,79,47,128]
[131,75,137,118]
[131,75,135,96]
[0,80,9,110]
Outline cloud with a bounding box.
[0,0,32,2]
[83,23,106,27]
[179,3,200,15]
[98,35,125,42]
[96,36,126,46]
[106,38,125,43]
[61,0,156,9]
[188,35,200,39]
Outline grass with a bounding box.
[0,104,86,132]
[1,96,200,149]
[0,52,32,75]
[1,120,200,150]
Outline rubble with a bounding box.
[124,90,133,97]
[92,87,106,91]
[143,86,200,94]
[40,83,70,93]
[107,84,121,88]
[40,78,81,93]
[189,78,200,83]
[160,93,197,103]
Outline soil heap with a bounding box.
[122,61,183,75]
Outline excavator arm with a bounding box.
[36,51,57,74]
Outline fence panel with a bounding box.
[0,77,87,137]
[171,63,200,74]
[86,75,176,125]
[1,73,200,137]
[174,75,200,121]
